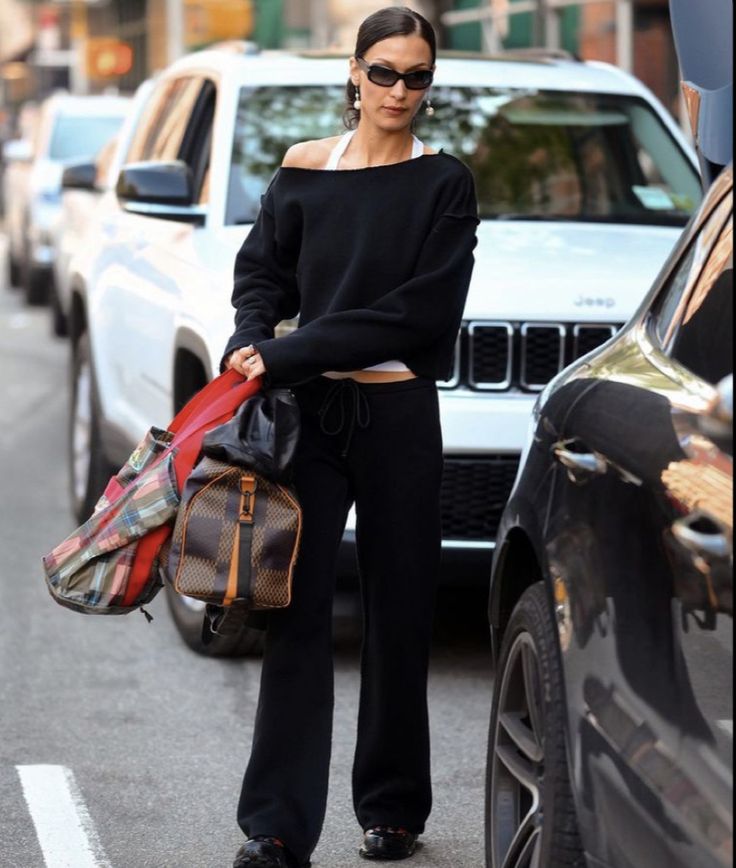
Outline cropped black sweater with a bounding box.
[223,152,479,385]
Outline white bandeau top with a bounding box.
[325,130,424,372]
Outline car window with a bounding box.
[670,218,732,385]
[126,77,203,164]
[182,80,216,205]
[226,85,702,226]
[125,75,215,204]
[649,192,733,386]
[47,114,125,161]
[94,135,118,188]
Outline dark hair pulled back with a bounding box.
[344,6,437,130]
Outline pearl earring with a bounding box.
[353,86,361,111]
[425,98,435,118]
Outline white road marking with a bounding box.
[15,765,112,868]
[716,719,733,736]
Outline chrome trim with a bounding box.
[572,323,617,359]
[438,331,462,389]
[521,322,565,390]
[468,321,514,391]
[122,201,208,222]
[442,539,495,550]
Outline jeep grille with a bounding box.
[441,321,621,391]
[441,455,520,541]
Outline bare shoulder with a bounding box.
[423,145,438,155]
[281,137,342,169]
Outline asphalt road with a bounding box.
[0,238,493,867]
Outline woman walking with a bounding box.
[223,7,478,866]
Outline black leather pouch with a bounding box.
[201,388,301,483]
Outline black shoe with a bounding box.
[359,827,418,860]
[233,837,309,868]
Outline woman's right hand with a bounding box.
[225,345,267,382]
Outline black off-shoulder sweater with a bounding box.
[223,152,479,385]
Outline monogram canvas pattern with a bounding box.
[166,457,301,609]
[252,491,301,608]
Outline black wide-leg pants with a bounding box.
[237,376,444,864]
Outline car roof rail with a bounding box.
[295,49,349,59]
[295,47,580,64]
[491,47,580,62]
[206,40,260,55]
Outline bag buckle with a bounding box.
[240,475,257,523]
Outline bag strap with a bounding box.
[167,372,261,488]
[168,368,249,434]
[98,372,260,512]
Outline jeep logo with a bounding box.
[574,296,616,309]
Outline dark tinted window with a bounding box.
[671,219,733,385]
[650,193,733,386]
[227,85,702,226]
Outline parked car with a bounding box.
[65,44,701,656]
[1,102,39,282]
[2,92,130,304]
[51,79,156,336]
[485,4,732,863]
[484,164,732,868]
[48,136,118,335]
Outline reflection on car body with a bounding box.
[485,165,732,867]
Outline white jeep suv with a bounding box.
[66,45,702,654]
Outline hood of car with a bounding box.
[464,220,683,323]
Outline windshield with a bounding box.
[48,114,125,162]
[228,84,702,226]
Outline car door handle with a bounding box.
[671,511,731,561]
[553,442,607,479]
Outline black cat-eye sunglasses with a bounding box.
[356,57,434,90]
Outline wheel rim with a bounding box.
[177,595,206,614]
[489,632,545,868]
[72,359,92,505]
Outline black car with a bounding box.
[484,161,732,868]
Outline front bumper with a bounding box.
[337,531,494,588]
[334,390,535,587]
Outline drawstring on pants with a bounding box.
[318,379,371,457]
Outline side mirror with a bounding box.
[2,138,33,163]
[62,161,97,191]
[116,160,206,224]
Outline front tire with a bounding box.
[164,584,265,657]
[69,332,115,522]
[23,259,50,306]
[485,582,585,868]
[50,281,69,336]
[8,254,21,289]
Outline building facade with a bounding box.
[2,0,681,121]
